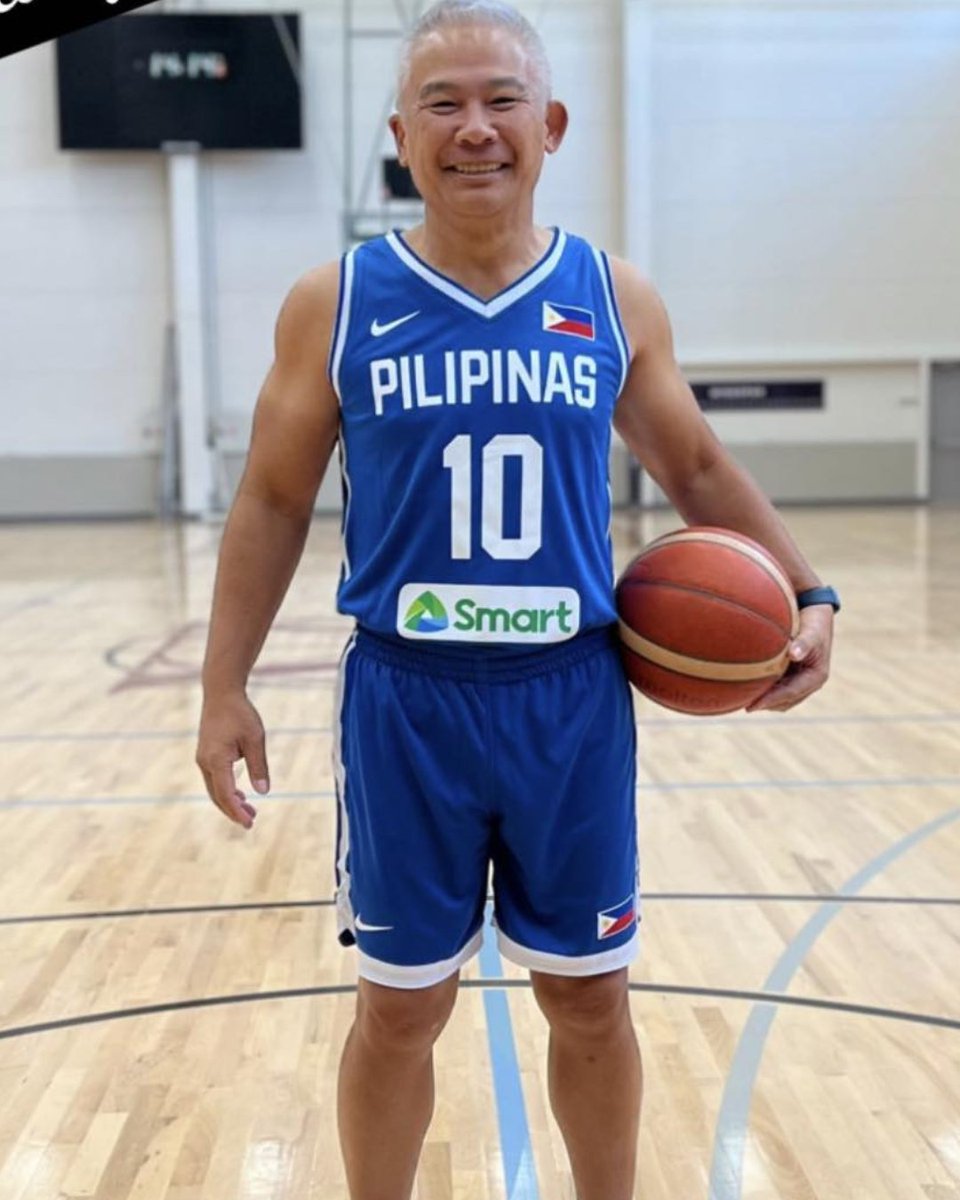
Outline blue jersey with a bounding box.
[328,228,630,649]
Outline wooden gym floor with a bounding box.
[0,505,958,1200]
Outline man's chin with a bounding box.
[432,185,513,218]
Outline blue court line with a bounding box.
[4,776,960,810]
[478,904,540,1200]
[706,804,960,1200]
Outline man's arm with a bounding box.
[608,257,834,712]
[196,262,342,826]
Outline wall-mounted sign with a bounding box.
[691,381,824,411]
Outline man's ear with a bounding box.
[544,100,569,154]
[389,112,408,166]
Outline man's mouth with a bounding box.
[447,163,508,175]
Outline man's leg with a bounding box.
[338,973,460,1200]
[531,968,642,1200]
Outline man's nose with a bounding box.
[455,101,497,145]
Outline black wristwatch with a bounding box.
[796,585,841,613]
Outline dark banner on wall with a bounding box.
[0,0,159,61]
[691,381,824,412]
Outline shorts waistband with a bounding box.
[352,625,618,683]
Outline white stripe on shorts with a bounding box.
[332,631,358,942]
[496,926,640,977]
[358,927,484,990]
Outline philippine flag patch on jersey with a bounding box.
[597,894,637,940]
[543,301,595,340]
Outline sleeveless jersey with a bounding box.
[328,228,630,650]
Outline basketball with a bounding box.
[615,526,800,715]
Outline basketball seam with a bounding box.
[639,530,800,638]
[617,645,755,714]
[616,579,795,642]
[617,621,788,682]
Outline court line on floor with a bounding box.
[3,710,960,742]
[0,585,82,625]
[3,892,960,927]
[107,624,197,693]
[706,804,960,1200]
[2,979,957,1044]
[4,776,960,809]
[478,905,539,1200]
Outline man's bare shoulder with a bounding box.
[268,262,344,375]
[606,256,664,316]
[605,255,672,359]
[277,261,342,336]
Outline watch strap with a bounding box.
[795,585,840,613]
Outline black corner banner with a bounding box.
[0,0,160,60]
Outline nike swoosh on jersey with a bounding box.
[370,311,420,337]
[355,914,394,932]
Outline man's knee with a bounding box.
[355,973,460,1055]
[531,968,630,1040]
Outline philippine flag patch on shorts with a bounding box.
[597,894,637,940]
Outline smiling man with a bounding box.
[196,3,836,1197]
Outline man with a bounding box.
[196,3,837,1197]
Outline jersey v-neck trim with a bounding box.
[384,227,567,319]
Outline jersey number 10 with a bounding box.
[442,434,543,561]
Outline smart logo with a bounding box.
[403,590,450,634]
[397,584,580,644]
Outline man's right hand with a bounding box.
[196,694,270,831]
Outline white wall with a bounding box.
[626,0,960,362]
[0,45,169,459]
[615,0,960,505]
[0,0,623,516]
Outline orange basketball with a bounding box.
[615,526,799,715]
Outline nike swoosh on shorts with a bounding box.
[355,915,394,932]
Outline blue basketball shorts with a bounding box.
[332,625,639,989]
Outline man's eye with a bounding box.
[428,101,457,112]
[491,97,519,108]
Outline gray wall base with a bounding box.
[0,457,160,519]
[638,441,919,507]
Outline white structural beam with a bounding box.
[622,0,656,506]
[622,0,655,274]
[167,148,217,517]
